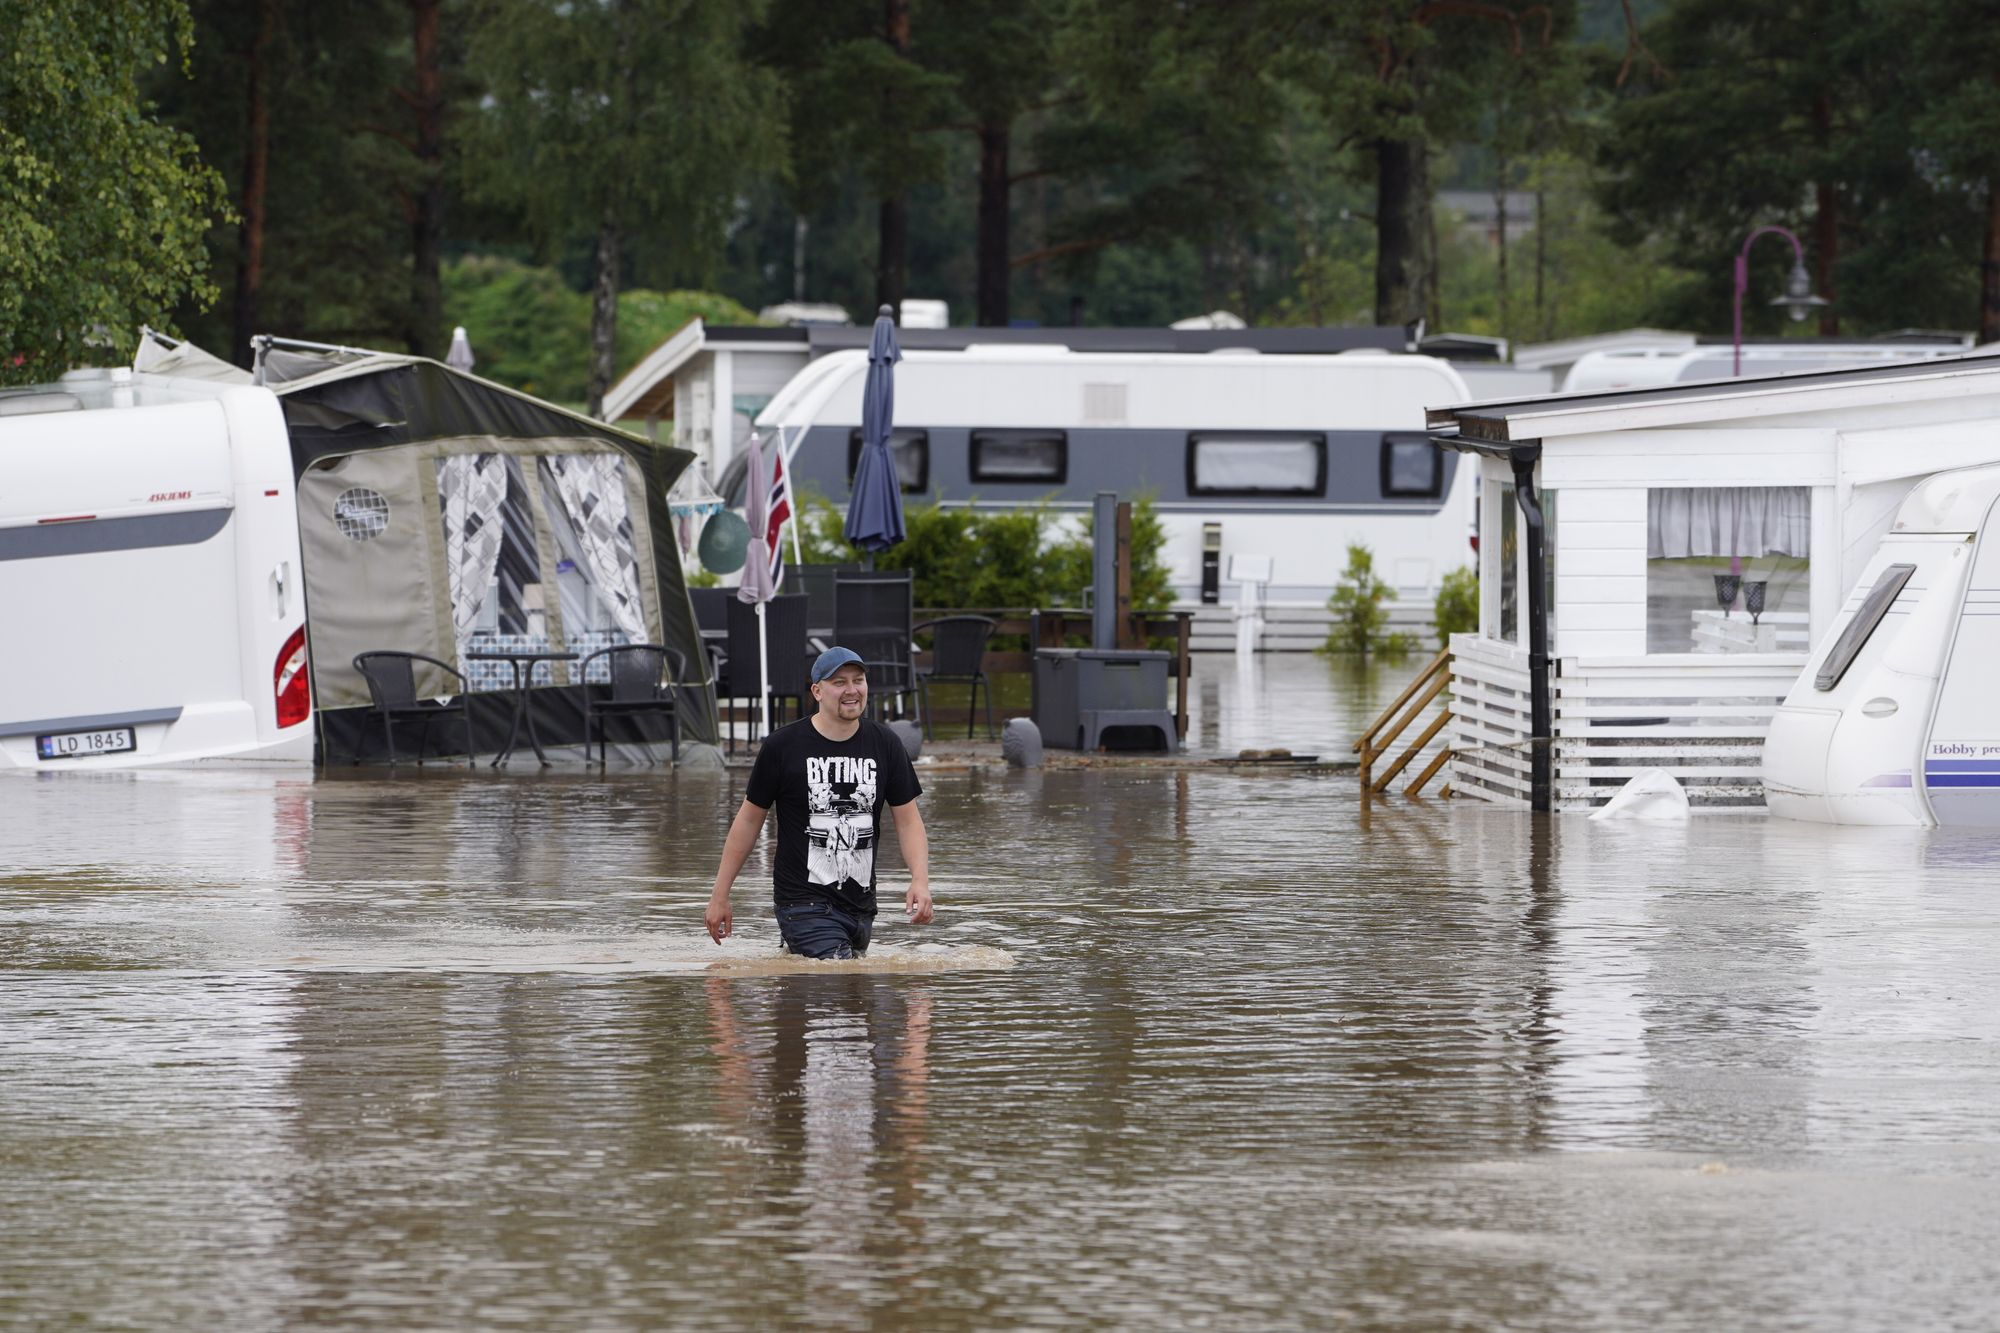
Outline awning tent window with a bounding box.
[437,454,545,688]
[539,453,647,647]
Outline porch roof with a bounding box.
[1428,349,2000,446]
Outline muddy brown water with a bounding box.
[4,655,2000,1330]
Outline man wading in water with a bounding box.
[705,647,933,958]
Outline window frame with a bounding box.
[846,428,930,494]
[1380,431,1444,499]
[1184,431,1328,499]
[969,428,1068,485]
[1815,562,1916,691]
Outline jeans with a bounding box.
[775,898,874,959]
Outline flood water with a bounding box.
[7,684,2000,1328]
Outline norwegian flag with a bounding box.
[762,445,791,586]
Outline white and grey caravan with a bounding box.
[0,366,311,769]
[1765,463,2000,826]
[743,346,1477,608]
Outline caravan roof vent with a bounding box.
[959,343,1069,357]
[1082,382,1128,425]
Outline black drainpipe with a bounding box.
[1509,443,1551,813]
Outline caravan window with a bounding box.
[1186,433,1326,497]
[538,455,650,670]
[1381,433,1442,498]
[970,429,1066,483]
[436,454,545,689]
[846,429,929,493]
[1816,563,1916,691]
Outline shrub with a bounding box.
[1433,565,1478,647]
[1323,542,1400,655]
[779,490,1169,614]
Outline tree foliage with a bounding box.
[1,0,227,383]
[21,0,2000,392]
[1324,542,1400,656]
[441,256,759,405]
[1433,565,1479,646]
[465,0,783,413]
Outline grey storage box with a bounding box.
[1032,648,1174,751]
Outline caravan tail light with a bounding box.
[274,627,311,728]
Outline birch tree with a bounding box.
[0,0,227,383]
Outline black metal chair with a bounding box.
[844,627,921,726]
[690,586,729,634]
[915,616,997,739]
[722,594,811,743]
[834,571,918,723]
[579,643,686,766]
[784,562,860,637]
[352,651,474,766]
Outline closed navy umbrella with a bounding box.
[844,305,906,553]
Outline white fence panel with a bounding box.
[1553,652,1806,810]
[1447,634,1534,807]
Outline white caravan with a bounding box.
[745,347,1477,606]
[1562,339,1971,393]
[0,367,311,770]
[1765,463,2000,825]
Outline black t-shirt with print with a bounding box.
[744,716,922,914]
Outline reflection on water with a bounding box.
[1187,652,1426,756]
[4,764,2000,1328]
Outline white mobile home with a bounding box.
[749,345,1478,611]
[0,367,311,770]
[1560,335,1971,393]
[602,321,1414,483]
[1425,352,2000,812]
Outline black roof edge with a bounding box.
[1692,329,1971,347]
[801,324,1407,355]
[694,325,810,344]
[1429,425,1529,460]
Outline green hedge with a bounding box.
[786,492,1171,613]
[442,255,761,404]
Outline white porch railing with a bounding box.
[1440,637,1809,811]
[1446,633,1535,808]
[1553,652,1805,809]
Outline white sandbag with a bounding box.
[1590,768,1691,821]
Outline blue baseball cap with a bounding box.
[811,646,866,683]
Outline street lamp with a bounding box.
[1733,225,1830,375]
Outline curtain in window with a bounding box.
[437,453,508,644]
[542,453,647,644]
[1648,486,1810,560]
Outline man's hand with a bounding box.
[903,882,934,925]
[705,890,733,945]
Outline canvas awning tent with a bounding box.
[139,331,718,762]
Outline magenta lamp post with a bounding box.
[1733,225,1830,375]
